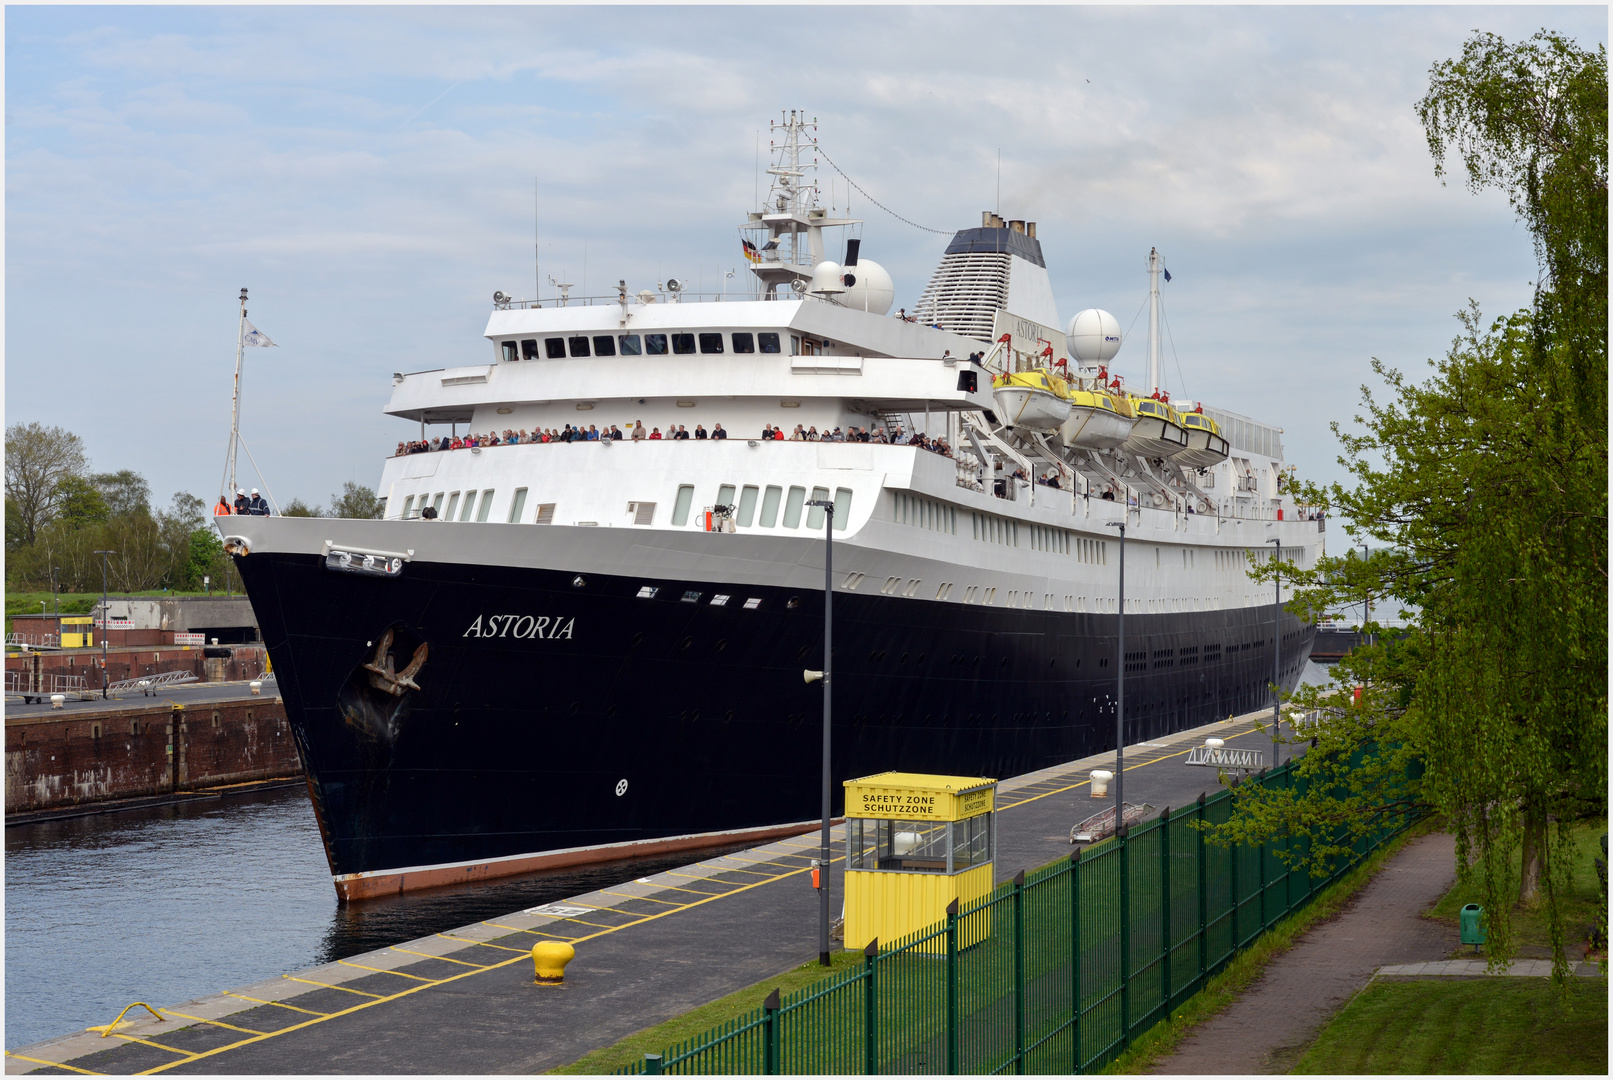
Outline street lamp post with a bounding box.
[93,550,116,699]
[806,497,837,966]
[1105,518,1127,820]
[1266,537,1281,764]
[51,566,61,619]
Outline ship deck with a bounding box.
[9,708,1299,1075]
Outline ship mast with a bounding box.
[741,110,859,298]
[1147,247,1161,395]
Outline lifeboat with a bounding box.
[1123,395,1189,457]
[1057,388,1132,450]
[991,369,1072,430]
[1171,410,1231,469]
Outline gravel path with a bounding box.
[1150,830,1458,1075]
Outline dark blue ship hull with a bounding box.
[236,550,1314,894]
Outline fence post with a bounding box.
[1014,870,1026,1074]
[1071,852,1082,1074]
[1119,825,1131,1048]
[1230,815,1240,951]
[644,1053,663,1075]
[946,897,960,1075]
[1161,807,1172,1016]
[863,939,879,1076]
[763,989,781,1075]
[1196,793,1207,985]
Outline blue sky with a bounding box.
[6,5,1605,513]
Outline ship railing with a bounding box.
[493,290,778,310]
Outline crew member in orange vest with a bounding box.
[214,495,231,516]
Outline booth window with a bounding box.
[847,818,952,873]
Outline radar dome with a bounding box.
[1068,309,1122,365]
[840,259,895,316]
[809,260,845,295]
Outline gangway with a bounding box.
[107,670,201,696]
[7,671,95,704]
[1069,801,1154,845]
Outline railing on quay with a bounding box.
[619,757,1421,1075]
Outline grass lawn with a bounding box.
[1426,821,1607,960]
[1292,977,1608,1074]
[550,950,867,1074]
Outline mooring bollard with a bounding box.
[532,941,575,983]
[249,680,263,696]
[50,694,65,710]
[1090,770,1112,798]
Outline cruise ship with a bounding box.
[222,112,1321,900]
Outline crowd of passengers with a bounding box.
[395,423,955,455]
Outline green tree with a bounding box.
[1215,29,1606,984]
[282,498,322,517]
[54,475,110,528]
[4,422,89,546]
[91,469,151,519]
[183,528,226,591]
[329,481,384,519]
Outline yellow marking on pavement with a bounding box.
[112,730,1271,1076]
[434,934,529,954]
[101,1034,188,1055]
[158,1011,267,1036]
[386,948,486,969]
[6,1051,104,1074]
[336,960,435,982]
[222,992,327,1016]
[280,976,383,998]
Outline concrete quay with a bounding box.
[6,709,1294,1075]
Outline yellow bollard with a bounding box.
[532,941,575,983]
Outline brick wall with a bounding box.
[4,698,303,814]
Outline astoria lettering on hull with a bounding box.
[463,615,575,640]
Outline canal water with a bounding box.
[4,787,750,1050]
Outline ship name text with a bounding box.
[463,615,575,640]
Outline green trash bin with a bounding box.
[1460,903,1487,949]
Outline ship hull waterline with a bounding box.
[235,545,1315,900]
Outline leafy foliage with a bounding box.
[1211,29,1607,983]
[328,481,384,519]
[4,422,89,547]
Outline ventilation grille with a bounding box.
[629,501,656,525]
[534,503,556,525]
[912,251,1010,342]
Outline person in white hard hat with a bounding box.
[233,489,250,515]
[248,489,271,516]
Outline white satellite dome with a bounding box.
[839,259,894,316]
[809,260,845,295]
[1068,308,1123,365]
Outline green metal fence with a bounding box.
[623,758,1419,1075]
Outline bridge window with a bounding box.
[645,334,668,355]
[731,333,755,354]
[568,336,591,357]
[699,333,724,354]
[619,334,642,355]
[759,333,781,353]
[672,333,697,354]
[501,341,518,362]
[545,337,566,359]
[521,339,540,360]
[593,336,616,357]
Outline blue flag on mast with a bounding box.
[1163,267,1172,283]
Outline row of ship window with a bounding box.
[671,483,852,530]
[500,331,783,362]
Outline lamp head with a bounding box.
[803,669,824,684]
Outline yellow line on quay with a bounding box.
[120,726,1265,1075]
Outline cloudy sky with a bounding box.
[6,5,1604,514]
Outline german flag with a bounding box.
[742,238,761,264]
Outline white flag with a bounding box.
[242,319,276,347]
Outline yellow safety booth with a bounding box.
[60,616,94,649]
[842,771,998,952]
